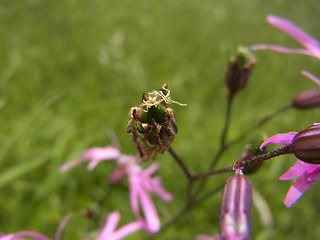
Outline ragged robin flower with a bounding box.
[260,123,320,207]
[127,84,186,160]
[60,145,172,234]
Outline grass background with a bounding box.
[0,0,320,239]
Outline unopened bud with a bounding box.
[127,84,185,160]
[224,46,256,98]
[220,174,252,240]
[293,124,320,164]
[82,208,94,218]
[292,89,320,109]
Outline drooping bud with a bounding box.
[224,46,256,98]
[127,84,186,160]
[292,124,320,164]
[292,89,320,109]
[220,173,252,240]
[82,208,94,219]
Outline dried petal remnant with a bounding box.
[127,84,186,160]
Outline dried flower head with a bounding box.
[127,84,186,160]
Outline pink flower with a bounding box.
[128,163,172,233]
[97,211,143,240]
[260,130,320,207]
[251,15,320,84]
[60,146,172,233]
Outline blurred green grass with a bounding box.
[0,0,320,239]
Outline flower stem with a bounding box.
[168,147,193,180]
[220,95,233,148]
[240,144,293,169]
[168,147,233,181]
[190,166,233,180]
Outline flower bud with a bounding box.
[293,124,320,164]
[220,174,252,240]
[82,208,94,218]
[127,84,185,160]
[224,46,256,98]
[292,89,320,109]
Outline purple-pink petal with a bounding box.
[148,177,172,202]
[60,146,120,172]
[280,161,316,180]
[251,44,312,56]
[106,221,143,240]
[137,174,172,202]
[280,160,320,207]
[304,165,320,181]
[128,172,140,219]
[128,171,160,233]
[0,231,52,240]
[98,211,143,240]
[301,70,320,86]
[283,176,314,207]
[127,166,170,234]
[138,185,161,233]
[99,212,120,238]
[267,15,320,58]
[54,214,71,240]
[85,147,120,170]
[260,132,298,151]
[143,163,159,176]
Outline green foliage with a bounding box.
[0,0,319,239]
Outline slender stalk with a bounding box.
[190,166,233,180]
[192,146,225,198]
[220,95,233,148]
[241,144,293,169]
[257,102,292,127]
[226,102,292,148]
[168,147,193,179]
[208,146,225,170]
[168,147,233,181]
